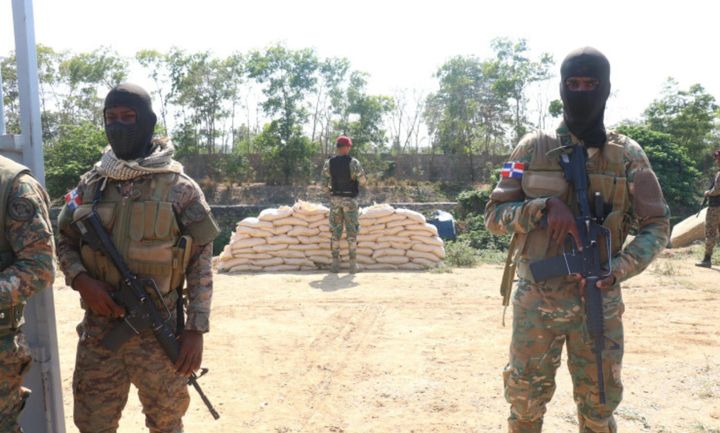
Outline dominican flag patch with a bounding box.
[64,188,82,211]
[500,162,526,179]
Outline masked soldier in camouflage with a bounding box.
[0,156,54,433]
[696,150,720,267]
[322,135,367,273]
[57,83,220,433]
[485,48,670,433]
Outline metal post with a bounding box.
[8,0,66,432]
[0,61,6,135]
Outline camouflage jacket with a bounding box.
[322,155,367,193]
[485,122,670,284]
[705,170,720,197]
[0,174,55,309]
[57,166,218,332]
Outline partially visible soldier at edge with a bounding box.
[322,135,367,274]
[57,83,220,433]
[0,155,55,433]
[695,149,720,267]
[485,47,670,433]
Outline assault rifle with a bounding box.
[528,144,612,404]
[696,177,715,217]
[73,210,220,420]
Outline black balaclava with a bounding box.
[560,47,611,147]
[103,83,157,160]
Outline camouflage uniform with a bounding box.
[485,123,670,433]
[322,156,367,265]
[57,161,219,433]
[703,170,720,257]
[0,157,55,433]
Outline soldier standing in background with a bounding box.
[696,149,720,267]
[485,48,670,432]
[57,83,219,433]
[322,135,367,273]
[0,155,55,433]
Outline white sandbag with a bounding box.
[412,243,446,258]
[356,248,373,257]
[374,213,407,224]
[395,208,426,223]
[412,257,439,268]
[373,248,406,259]
[270,250,306,259]
[253,243,288,253]
[231,253,273,260]
[229,232,250,242]
[263,264,300,272]
[364,263,397,270]
[283,258,315,267]
[309,219,329,228]
[363,223,386,233]
[390,242,412,250]
[357,255,376,265]
[308,256,332,265]
[378,235,412,244]
[357,233,381,242]
[237,217,274,229]
[398,262,426,270]
[317,242,331,250]
[297,212,326,224]
[228,264,263,273]
[386,218,410,228]
[360,204,395,217]
[235,226,272,238]
[273,216,309,227]
[376,255,409,265]
[292,201,329,215]
[399,229,436,238]
[382,225,404,236]
[287,226,320,237]
[289,243,317,251]
[228,247,255,256]
[300,265,318,271]
[305,249,332,258]
[231,237,267,249]
[317,231,333,240]
[271,225,293,235]
[258,207,293,222]
[218,257,250,271]
[407,250,442,262]
[411,235,444,247]
[268,235,300,245]
[670,208,706,248]
[254,257,285,267]
[417,224,439,236]
[298,236,325,245]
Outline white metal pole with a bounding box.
[11,0,66,432]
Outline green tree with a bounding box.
[44,122,106,198]
[616,124,701,217]
[644,78,719,168]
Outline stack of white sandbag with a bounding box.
[218,202,445,272]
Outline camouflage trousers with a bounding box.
[329,196,359,259]
[0,332,32,433]
[505,279,624,433]
[704,206,720,257]
[73,312,189,433]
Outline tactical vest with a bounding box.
[0,157,32,334]
[503,130,631,297]
[73,172,192,308]
[329,155,359,197]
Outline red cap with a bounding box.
[336,135,352,147]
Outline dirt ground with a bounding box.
[53,249,720,433]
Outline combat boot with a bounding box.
[330,255,340,273]
[695,255,712,268]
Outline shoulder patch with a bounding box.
[8,197,35,221]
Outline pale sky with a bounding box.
[2,0,719,127]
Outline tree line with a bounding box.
[1,39,719,218]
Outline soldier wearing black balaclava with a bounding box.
[560,47,611,147]
[485,48,670,432]
[57,83,220,433]
[103,82,158,160]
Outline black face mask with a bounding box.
[105,122,143,160]
[560,47,611,147]
[103,83,157,160]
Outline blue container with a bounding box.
[427,210,456,240]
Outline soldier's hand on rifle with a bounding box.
[572,272,617,297]
[73,272,125,318]
[546,197,583,250]
[705,190,711,197]
[176,330,203,377]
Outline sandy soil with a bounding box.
[53,250,720,433]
